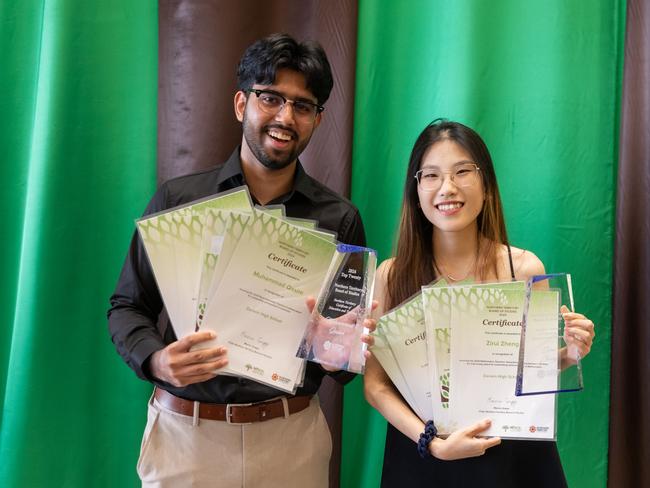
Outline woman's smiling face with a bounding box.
[417,139,485,234]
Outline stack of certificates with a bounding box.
[373,276,580,440]
[137,186,374,393]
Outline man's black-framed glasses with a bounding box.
[247,89,324,122]
[414,163,481,192]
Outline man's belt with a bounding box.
[154,388,312,424]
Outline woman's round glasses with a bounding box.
[414,163,481,192]
[247,89,324,122]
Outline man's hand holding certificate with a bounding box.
[200,209,338,392]
[137,186,376,393]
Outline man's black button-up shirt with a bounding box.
[108,148,366,403]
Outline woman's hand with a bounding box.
[429,419,501,461]
[562,305,595,361]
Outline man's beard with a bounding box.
[242,119,306,170]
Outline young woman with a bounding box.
[364,120,595,487]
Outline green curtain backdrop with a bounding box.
[344,1,623,487]
[0,1,157,486]
[0,1,624,487]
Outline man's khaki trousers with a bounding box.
[137,395,332,488]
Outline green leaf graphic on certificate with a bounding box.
[422,285,452,407]
[136,187,253,339]
[440,372,450,408]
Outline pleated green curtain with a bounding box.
[0,2,157,486]
[0,1,624,487]
[343,1,623,487]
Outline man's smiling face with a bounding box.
[236,68,322,170]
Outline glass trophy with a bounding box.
[296,244,377,374]
[515,273,583,396]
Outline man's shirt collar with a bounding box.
[218,147,317,204]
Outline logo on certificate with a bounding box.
[245,364,264,376]
[271,372,291,385]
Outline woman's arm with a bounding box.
[364,260,500,460]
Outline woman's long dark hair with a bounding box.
[386,119,510,309]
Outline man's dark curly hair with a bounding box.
[237,33,334,106]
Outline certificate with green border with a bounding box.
[422,280,526,434]
[136,187,253,339]
[200,210,337,392]
[449,286,556,440]
[378,292,433,421]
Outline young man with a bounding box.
[108,34,365,487]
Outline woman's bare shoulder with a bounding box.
[377,257,395,279]
[499,245,546,280]
[374,258,395,316]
